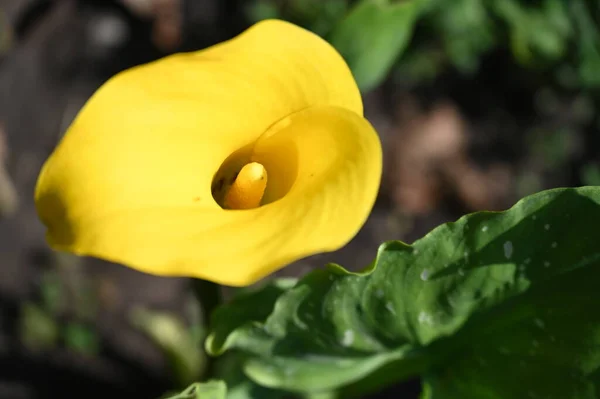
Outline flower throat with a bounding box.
[212,162,267,209]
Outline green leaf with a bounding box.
[570,0,600,87]
[207,187,600,396]
[422,263,600,398]
[434,0,496,73]
[63,321,100,356]
[39,271,64,315]
[492,0,572,65]
[19,302,59,351]
[214,353,292,399]
[327,0,423,91]
[132,307,206,387]
[162,381,227,399]
[247,1,281,23]
[207,278,297,354]
[581,164,600,186]
[285,0,348,37]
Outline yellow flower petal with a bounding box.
[35,20,381,286]
[41,106,380,286]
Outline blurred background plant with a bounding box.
[0,0,598,398]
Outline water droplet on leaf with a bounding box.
[503,241,513,259]
[341,329,354,346]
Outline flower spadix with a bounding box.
[34,19,382,286]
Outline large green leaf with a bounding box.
[422,263,600,399]
[327,0,424,91]
[206,187,600,396]
[162,381,227,399]
[214,353,292,399]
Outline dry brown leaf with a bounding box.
[387,101,466,214]
[387,100,512,215]
[119,0,182,51]
[152,0,182,51]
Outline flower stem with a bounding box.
[191,278,223,379]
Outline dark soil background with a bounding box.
[0,0,598,398]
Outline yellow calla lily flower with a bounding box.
[34,19,382,286]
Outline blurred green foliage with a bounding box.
[328,0,423,91]
[396,0,600,88]
[19,302,59,351]
[131,307,206,388]
[247,0,600,90]
[63,321,100,356]
[581,163,600,186]
[18,266,101,356]
[39,270,64,315]
[247,0,349,37]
